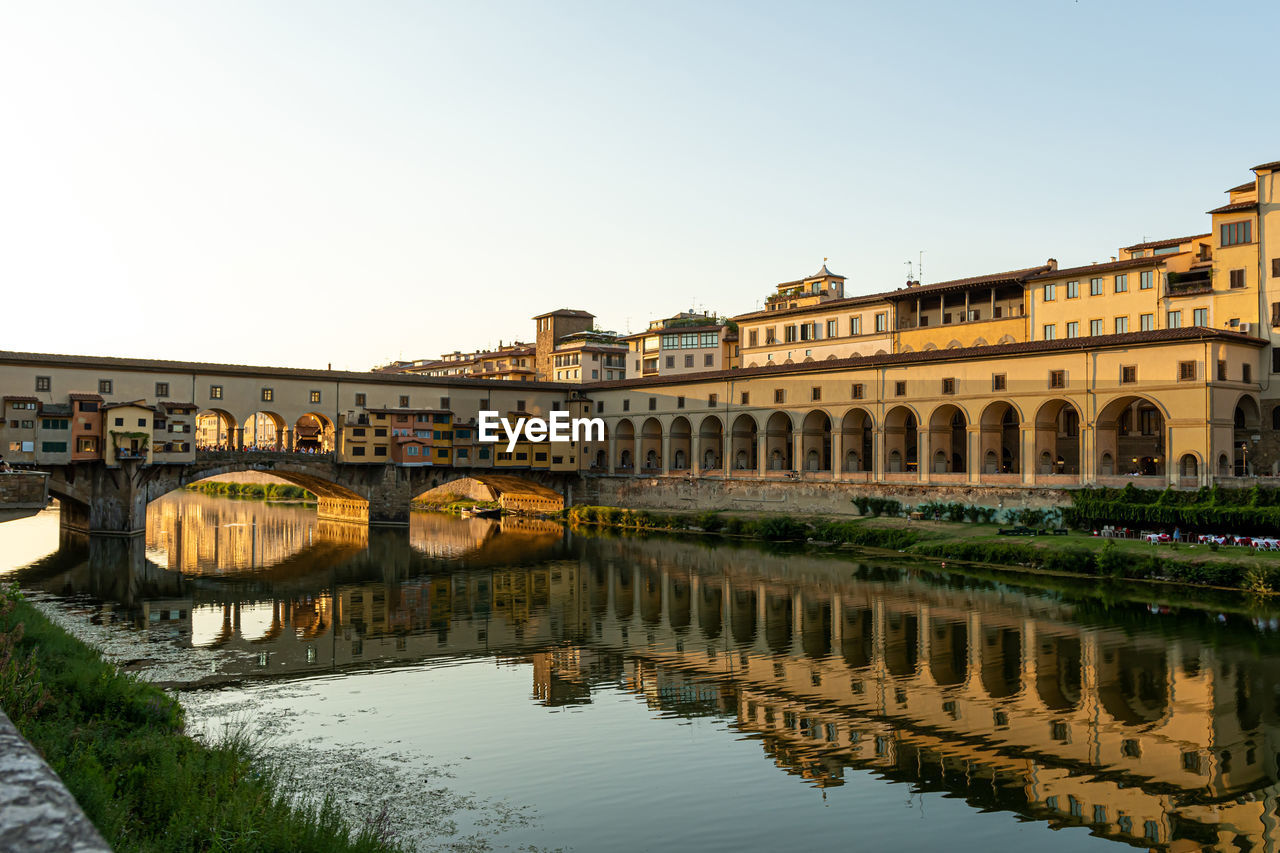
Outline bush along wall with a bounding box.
[1064,484,1280,534]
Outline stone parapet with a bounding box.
[0,709,110,853]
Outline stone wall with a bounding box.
[579,475,1072,516]
[0,471,48,509]
[0,709,110,852]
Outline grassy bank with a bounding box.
[185,481,316,502]
[410,496,501,514]
[0,585,401,853]
[566,505,1280,596]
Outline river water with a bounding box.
[4,492,1280,852]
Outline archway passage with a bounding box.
[294,413,334,453]
[765,412,793,471]
[883,407,918,474]
[1034,399,1081,477]
[698,416,723,471]
[800,411,831,472]
[1097,396,1165,477]
[590,422,610,471]
[928,405,967,475]
[731,414,758,472]
[840,409,874,473]
[639,418,663,472]
[241,411,285,451]
[615,420,635,471]
[670,417,692,471]
[196,409,237,450]
[979,402,1020,475]
[1234,396,1261,476]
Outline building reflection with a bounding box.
[16,514,1280,851]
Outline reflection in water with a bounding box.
[10,492,1280,851]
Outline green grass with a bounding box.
[0,586,402,853]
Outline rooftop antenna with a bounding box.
[918,250,925,283]
[904,260,914,281]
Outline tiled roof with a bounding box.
[365,407,450,415]
[774,264,846,287]
[622,324,725,339]
[580,327,1264,391]
[732,292,889,323]
[160,401,198,411]
[0,351,571,391]
[1227,181,1257,193]
[1121,234,1209,251]
[67,392,104,402]
[40,403,72,415]
[1030,254,1183,280]
[1207,201,1258,215]
[3,395,39,403]
[532,308,594,320]
[1252,160,1280,172]
[880,264,1053,301]
[101,400,155,411]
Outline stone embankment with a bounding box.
[0,709,110,853]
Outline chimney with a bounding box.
[1110,256,1116,262]
[1046,258,1058,271]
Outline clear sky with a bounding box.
[1,1,1276,371]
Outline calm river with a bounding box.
[4,491,1280,852]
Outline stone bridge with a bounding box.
[46,451,573,535]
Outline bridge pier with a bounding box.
[316,497,369,525]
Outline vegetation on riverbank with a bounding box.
[1065,484,1280,533]
[0,585,402,853]
[410,495,501,514]
[566,505,1280,595]
[185,481,316,502]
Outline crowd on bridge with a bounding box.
[196,443,331,454]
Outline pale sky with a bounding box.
[1,1,1276,371]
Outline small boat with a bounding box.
[474,507,502,519]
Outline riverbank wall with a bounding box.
[577,474,1072,516]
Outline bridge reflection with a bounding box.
[15,517,1280,851]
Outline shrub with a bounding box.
[755,516,806,541]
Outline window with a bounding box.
[992,374,1006,391]
[261,388,274,402]
[1221,220,1252,246]
[622,399,630,411]
[704,354,714,366]
[1244,364,1253,383]
[676,396,685,409]
[1273,258,1280,278]
[941,378,955,395]
[683,354,694,368]
[811,387,821,402]
[665,355,675,368]
[309,390,321,404]
[1122,365,1136,384]
[894,381,906,396]
[1114,316,1128,334]
[374,446,387,457]
[355,393,366,407]
[1140,270,1153,290]
[1090,277,1103,296]
[155,382,169,397]
[1043,283,1057,301]
[1193,308,1208,327]
[648,397,656,410]
[784,326,797,343]
[1178,360,1196,381]
[1112,274,1127,293]
[76,437,97,453]
[851,383,864,399]
[826,319,838,338]
[1049,370,1066,389]
[850,316,862,335]
[399,395,410,407]
[875,313,887,332]
[41,418,69,430]
[708,394,718,406]
[98,379,112,394]
[1167,310,1182,328]
[516,400,525,411]
[1089,319,1103,336]
[352,427,365,436]
[774,389,785,404]
[1066,321,1079,338]
[114,417,123,426]
[1066,280,1079,299]
[1042,324,1056,340]
[351,446,366,457]
[41,441,67,453]
[740,392,749,405]
[1140,313,1154,331]
[35,376,50,392]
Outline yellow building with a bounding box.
[103,402,155,466]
